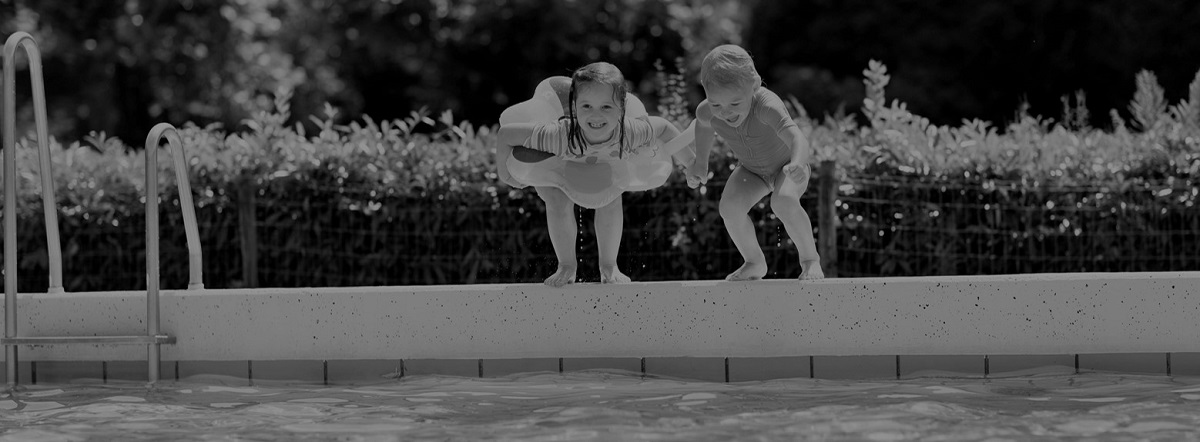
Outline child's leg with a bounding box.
[719,166,774,281]
[535,186,578,287]
[595,196,631,284]
[771,169,825,280]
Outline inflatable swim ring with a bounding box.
[498,76,676,209]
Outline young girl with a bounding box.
[497,62,691,287]
[686,45,825,281]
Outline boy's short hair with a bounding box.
[699,44,761,91]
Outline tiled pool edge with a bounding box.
[5,354,1200,384]
[4,272,1200,381]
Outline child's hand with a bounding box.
[782,162,810,183]
[685,161,709,189]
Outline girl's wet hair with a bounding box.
[565,62,629,157]
[699,44,762,92]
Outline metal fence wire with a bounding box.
[835,174,1200,277]
[2,170,1197,291]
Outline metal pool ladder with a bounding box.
[2,32,205,387]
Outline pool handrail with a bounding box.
[3,31,64,295]
[2,34,195,388]
[146,122,205,291]
[139,122,204,385]
[4,31,66,388]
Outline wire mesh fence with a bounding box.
[245,178,787,286]
[3,166,1197,292]
[835,174,1200,277]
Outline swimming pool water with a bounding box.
[3,369,1200,441]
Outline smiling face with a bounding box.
[573,82,624,144]
[704,84,754,128]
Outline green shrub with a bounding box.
[1,62,1197,291]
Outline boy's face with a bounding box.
[705,84,754,128]
[575,83,623,143]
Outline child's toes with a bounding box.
[799,261,825,280]
[600,268,632,284]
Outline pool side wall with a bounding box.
[4,272,1200,381]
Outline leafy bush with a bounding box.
[1,62,1197,291]
[811,61,1200,182]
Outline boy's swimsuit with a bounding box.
[708,87,798,190]
[499,77,672,209]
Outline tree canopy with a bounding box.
[2,0,1197,143]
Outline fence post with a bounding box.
[236,183,259,288]
[817,160,838,277]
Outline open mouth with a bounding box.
[587,121,607,130]
[725,115,740,125]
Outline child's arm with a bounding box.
[756,89,811,183]
[497,122,539,147]
[658,121,696,170]
[779,124,812,183]
[622,116,679,157]
[687,101,716,188]
[498,121,575,157]
[646,116,694,168]
[648,116,682,149]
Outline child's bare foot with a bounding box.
[725,261,767,281]
[544,265,577,287]
[600,265,632,284]
[799,259,825,280]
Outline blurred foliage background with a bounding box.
[2,0,1198,144]
[1,0,1198,290]
[0,56,1195,290]
[1,0,731,142]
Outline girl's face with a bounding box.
[574,82,623,143]
[705,84,754,128]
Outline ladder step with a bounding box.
[2,335,175,345]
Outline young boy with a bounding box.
[687,45,825,281]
